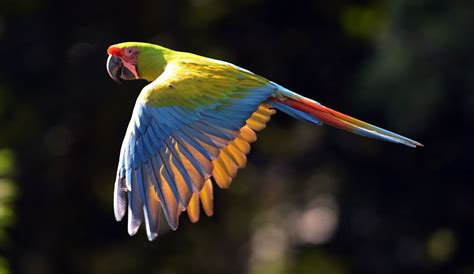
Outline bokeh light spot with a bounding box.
[426,228,457,263]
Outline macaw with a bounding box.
[106,42,422,241]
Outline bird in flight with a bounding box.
[106,42,422,241]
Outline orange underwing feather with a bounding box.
[155,161,181,230]
[184,103,275,222]
[187,193,200,223]
[200,179,214,216]
[211,103,275,188]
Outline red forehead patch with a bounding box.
[107,46,122,57]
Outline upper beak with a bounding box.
[107,55,122,83]
[107,54,139,83]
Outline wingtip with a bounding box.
[203,210,214,217]
[188,215,200,223]
[113,178,127,221]
[147,232,159,241]
[415,142,424,147]
[127,210,142,236]
[127,220,140,236]
[161,208,180,231]
[128,224,140,236]
[114,211,125,222]
[169,224,179,231]
[114,197,126,221]
[402,139,424,148]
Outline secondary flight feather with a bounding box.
[106,42,422,241]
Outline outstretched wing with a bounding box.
[114,59,276,240]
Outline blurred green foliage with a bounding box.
[0,149,17,274]
[426,228,457,263]
[341,4,388,40]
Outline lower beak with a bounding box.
[107,55,139,83]
[107,55,122,83]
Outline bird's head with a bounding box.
[107,42,169,83]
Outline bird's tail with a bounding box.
[268,83,423,148]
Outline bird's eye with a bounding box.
[125,48,133,56]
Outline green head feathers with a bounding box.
[107,42,173,82]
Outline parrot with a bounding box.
[106,42,422,241]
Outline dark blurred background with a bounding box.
[0,0,473,273]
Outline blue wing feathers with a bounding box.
[165,139,195,193]
[146,160,175,229]
[181,124,225,149]
[113,177,127,221]
[269,101,322,125]
[178,130,217,161]
[125,167,133,191]
[193,121,236,140]
[157,148,183,205]
[127,169,144,236]
[115,83,275,238]
[135,167,151,232]
[202,114,245,131]
[140,168,160,241]
[173,133,209,178]
[141,131,157,157]
[148,157,175,225]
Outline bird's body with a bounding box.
[106,42,422,241]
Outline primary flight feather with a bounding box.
[106,42,422,241]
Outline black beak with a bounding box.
[107,55,122,83]
[107,55,138,83]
